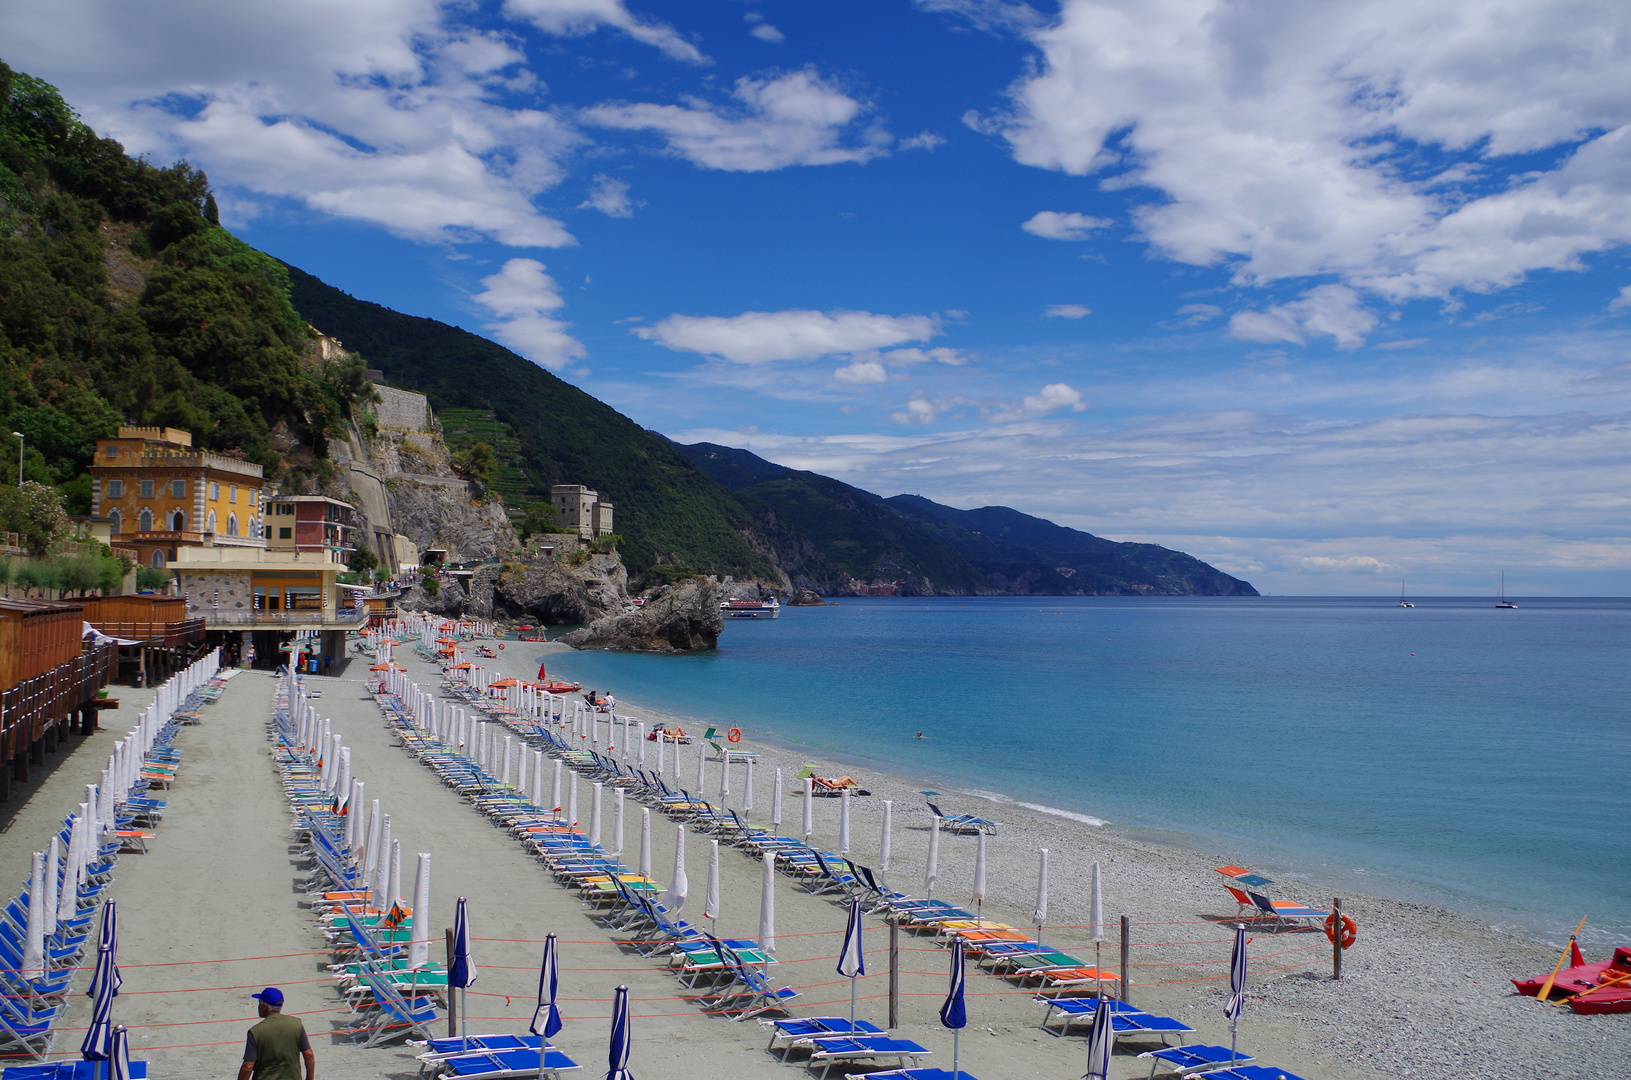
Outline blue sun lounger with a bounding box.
[1139,1044,1255,1076]
[925,802,997,835]
[2,1061,149,1080]
[865,1070,979,1080]
[1037,996,1194,1044]
[416,1033,543,1060]
[806,1035,930,1080]
[431,1046,580,1079]
[763,1017,886,1059]
[1193,1067,1309,1080]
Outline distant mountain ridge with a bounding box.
[675,441,1256,596]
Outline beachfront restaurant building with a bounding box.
[172,544,366,673]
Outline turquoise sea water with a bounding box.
[535,596,1630,947]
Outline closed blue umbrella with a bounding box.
[605,984,633,1080]
[836,897,865,1032]
[940,936,967,1080]
[449,897,477,1050]
[81,904,122,1072]
[1225,923,1247,1065]
[108,1026,131,1080]
[1083,994,1114,1080]
[531,933,563,1080]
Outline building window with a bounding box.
[210,482,220,499]
[151,550,165,569]
[138,508,153,532]
[107,480,123,498]
[206,509,217,532]
[140,480,154,498]
[105,445,117,459]
[279,527,292,540]
[171,479,185,498]
[171,510,185,531]
[227,514,238,537]
[108,509,121,534]
[230,485,237,503]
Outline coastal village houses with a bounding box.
[88,426,363,671]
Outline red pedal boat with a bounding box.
[1513,946,1631,1013]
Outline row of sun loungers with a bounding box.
[269,672,443,1050]
[0,662,226,1062]
[1214,866,1330,932]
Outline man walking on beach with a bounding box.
[238,988,314,1080]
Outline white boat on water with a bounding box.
[1496,570,1517,609]
[1397,580,1414,608]
[722,598,780,619]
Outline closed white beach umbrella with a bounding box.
[1033,849,1049,933]
[568,772,579,826]
[43,837,59,938]
[696,738,706,793]
[972,831,987,915]
[657,730,666,775]
[61,816,85,923]
[665,826,689,913]
[926,815,941,899]
[518,743,530,794]
[336,745,351,807]
[720,750,731,800]
[771,769,784,830]
[363,800,382,884]
[590,782,604,849]
[802,776,814,842]
[408,853,432,969]
[532,751,545,809]
[637,722,646,767]
[879,800,893,875]
[388,839,402,908]
[612,788,626,857]
[839,787,851,855]
[345,778,362,851]
[22,851,45,977]
[704,839,721,928]
[373,814,392,904]
[551,760,563,817]
[1091,862,1104,942]
[743,758,755,817]
[759,852,777,958]
[503,736,513,787]
[639,808,653,880]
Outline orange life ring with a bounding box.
[727,728,742,743]
[1324,912,1357,950]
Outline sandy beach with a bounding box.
[16,641,1618,1080]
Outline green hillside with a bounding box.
[0,60,366,507]
[282,266,782,585]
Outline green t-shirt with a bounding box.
[244,1012,309,1080]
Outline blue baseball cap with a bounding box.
[251,988,284,1006]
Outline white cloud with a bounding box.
[1299,555,1390,573]
[890,396,941,425]
[579,174,636,217]
[1174,303,1222,327]
[988,382,1088,422]
[0,3,581,249]
[1228,285,1379,349]
[635,308,941,363]
[1610,286,1631,312]
[501,0,707,63]
[900,131,947,151]
[987,0,1631,300]
[582,68,892,171]
[835,361,889,384]
[1022,210,1111,240]
[472,258,587,371]
[880,347,966,366]
[1044,304,1091,319]
[1373,338,1429,350]
[750,22,785,43]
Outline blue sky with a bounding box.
[6,0,1630,595]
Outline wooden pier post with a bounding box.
[1120,915,1131,1004]
[1332,898,1342,980]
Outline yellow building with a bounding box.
[89,427,266,569]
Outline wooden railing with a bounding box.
[0,639,117,763]
[91,619,207,646]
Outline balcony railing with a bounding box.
[203,607,369,628]
[92,619,207,646]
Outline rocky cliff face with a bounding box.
[558,576,722,653]
[399,552,628,624]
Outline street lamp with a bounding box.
[9,432,21,487]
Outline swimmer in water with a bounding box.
[915,731,924,739]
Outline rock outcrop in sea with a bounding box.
[787,588,825,606]
[558,577,722,653]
